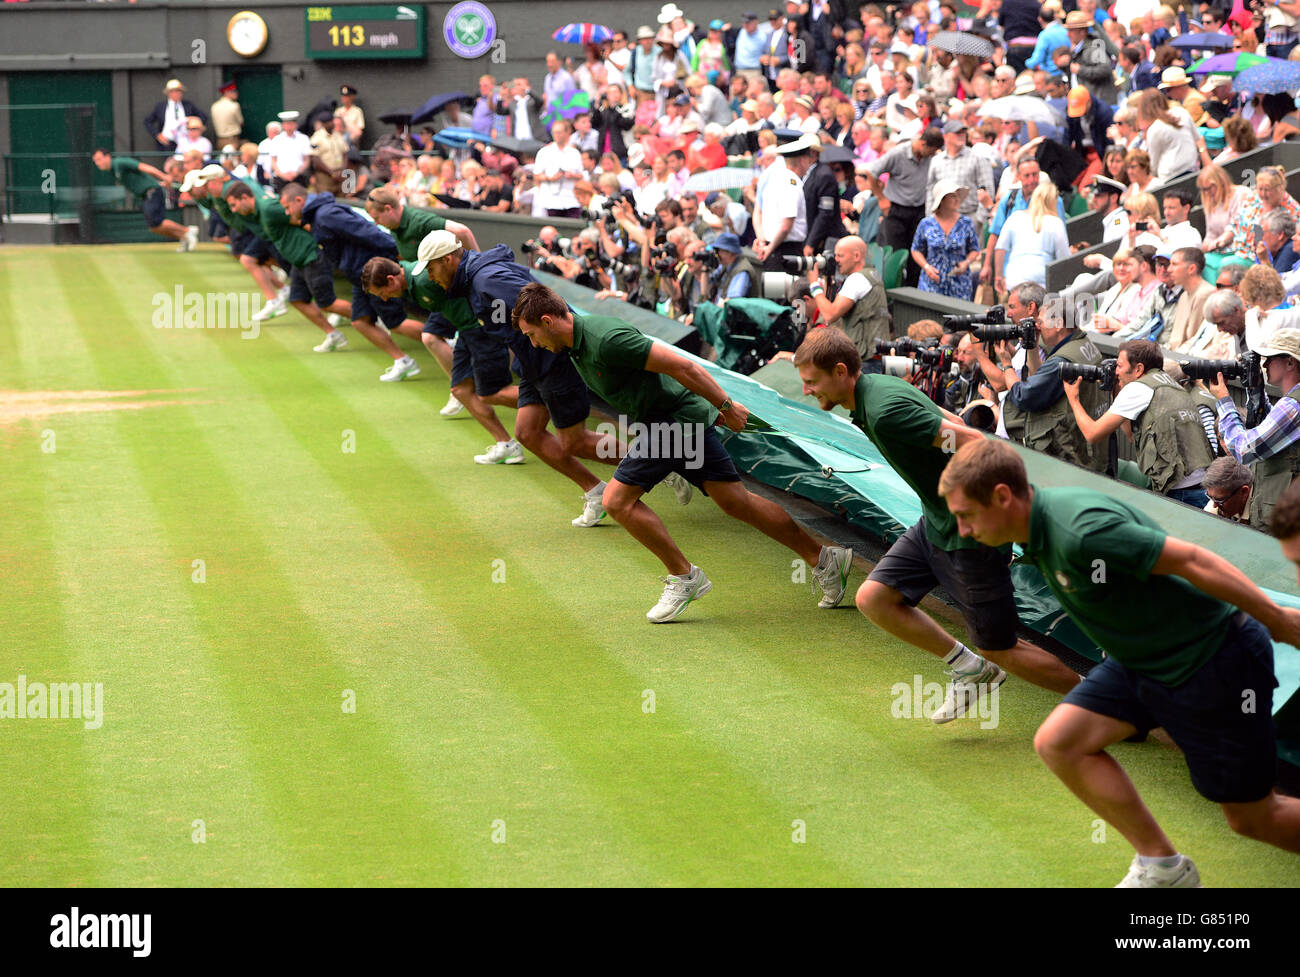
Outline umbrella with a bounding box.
[432,127,479,149]
[411,91,469,125]
[484,133,546,157]
[928,30,994,59]
[1171,31,1233,50]
[977,95,1059,127]
[541,89,591,127]
[378,110,414,126]
[1232,58,1300,94]
[552,23,613,45]
[1188,52,1267,76]
[684,167,756,192]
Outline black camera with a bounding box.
[521,239,541,254]
[914,346,955,371]
[650,241,678,275]
[697,249,721,271]
[969,318,1039,348]
[875,337,940,356]
[1181,351,1266,419]
[944,306,1006,329]
[1059,357,1118,392]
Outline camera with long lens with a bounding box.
[783,253,838,278]
[1181,351,1266,421]
[696,249,720,271]
[874,337,940,356]
[944,306,1006,329]
[650,241,678,275]
[968,318,1039,348]
[1059,357,1118,392]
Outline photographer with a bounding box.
[943,333,992,416]
[541,228,612,292]
[1208,329,1300,533]
[805,235,891,361]
[592,84,636,160]
[1202,457,1256,525]
[976,282,1111,472]
[704,233,759,301]
[1064,339,1216,507]
[521,224,565,275]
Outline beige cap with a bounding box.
[1256,329,1300,364]
[413,230,462,274]
[165,79,185,92]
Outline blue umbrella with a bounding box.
[411,91,469,125]
[552,23,612,45]
[431,127,479,149]
[1171,31,1233,50]
[1232,58,1300,94]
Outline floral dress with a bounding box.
[911,215,978,300]
[1224,191,1300,262]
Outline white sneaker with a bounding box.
[663,471,694,505]
[326,313,347,329]
[474,439,524,465]
[440,392,465,417]
[251,296,286,322]
[276,284,290,302]
[812,545,853,608]
[572,482,607,527]
[930,660,1007,724]
[380,356,421,382]
[313,330,348,353]
[181,226,199,252]
[1115,854,1202,888]
[647,565,712,623]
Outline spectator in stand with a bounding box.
[1258,212,1300,275]
[1123,148,1155,202]
[471,75,504,138]
[593,84,636,162]
[733,11,773,88]
[1160,189,1202,251]
[652,28,690,115]
[691,20,732,84]
[685,73,732,128]
[912,178,980,300]
[267,110,314,192]
[543,51,577,118]
[310,116,350,194]
[533,118,584,219]
[1213,115,1258,166]
[1221,166,1300,267]
[1138,89,1200,184]
[995,182,1070,292]
[145,80,208,154]
[173,117,213,162]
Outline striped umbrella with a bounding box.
[1188,52,1267,76]
[541,89,591,127]
[1232,59,1300,94]
[552,23,613,45]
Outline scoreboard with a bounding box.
[305,5,426,59]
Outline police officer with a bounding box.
[976,281,1110,471]
[1092,174,1129,243]
[802,143,851,257]
[1065,338,1216,506]
[753,132,814,271]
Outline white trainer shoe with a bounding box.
[930,660,1007,724]
[251,296,286,322]
[380,355,421,382]
[474,439,524,465]
[440,392,465,417]
[647,565,712,623]
[663,471,694,505]
[572,482,607,527]
[180,226,199,252]
[1115,854,1202,888]
[276,283,290,301]
[812,545,853,608]
[313,330,348,353]
[326,313,347,329]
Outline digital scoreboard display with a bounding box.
[305,5,426,60]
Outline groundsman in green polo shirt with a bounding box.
[511,281,855,623]
[938,436,1300,888]
[91,148,194,248]
[794,327,1081,726]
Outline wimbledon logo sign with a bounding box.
[444,1,495,58]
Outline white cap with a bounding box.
[658,3,685,24]
[775,132,820,155]
[413,230,462,274]
[277,110,300,122]
[627,143,646,166]
[180,169,206,194]
[931,177,968,206]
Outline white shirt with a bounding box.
[635,178,669,216]
[514,96,535,141]
[758,166,807,243]
[995,347,1028,439]
[1247,305,1300,353]
[1102,207,1129,242]
[164,99,187,144]
[1162,220,1202,251]
[267,130,313,176]
[534,141,583,210]
[605,48,631,87]
[837,271,873,302]
[1107,380,1155,421]
[1146,110,1198,184]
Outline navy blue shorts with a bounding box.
[1062,613,1279,804]
[208,210,229,240]
[350,282,408,331]
[422,313,457,340]
[516,357,591,430]
[867,518,1019,652]
[141,187,167,229]
[231,229,273,261]
[288,254,336,307]
[612,416,739,493]
[450,326,513,395]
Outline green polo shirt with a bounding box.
[1023,486,1235,685]
[212,180,270,237]
[399,260,479,331]
[393,207,448,261]
[253,195,319,267]
[110,157,160,201]
[569,313,716,427]
[849,373,975,552]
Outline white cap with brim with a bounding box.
[180,170,205,194]
[1255,329,1300,363]
[413,229,462,274]
[775,132,820,155]
[278,110,300,122]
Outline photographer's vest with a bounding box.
[1250,383,1300,533]
[716,255,760,300]
[1006,330,1108,471]
[838,266,892,359]
[1132,371,1216,495]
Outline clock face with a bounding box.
[228,11,268,57]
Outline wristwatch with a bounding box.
[719,399,733,413]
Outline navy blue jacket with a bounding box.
[301,193,396,282]
[451,244,569,380]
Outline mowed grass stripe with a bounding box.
[0,250,104,886]
[60,250,469,885]
[114,248,663,885]
[140,250,863,884]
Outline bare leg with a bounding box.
[240,255,279,301]
[603,479,692,575]
[421,333,456,376]
[982,640,1081,694]
[351,316,404,360]
[291,300,337,334]
[1034,703,1177,857]
[556,420,623,466]
[152,219,188,242]
[704,480,821,565]
[856,580,964,658]
[321,298,353,318]
[452,379,511,442]
[514,405,602,492]
[1221,794,1300,852]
